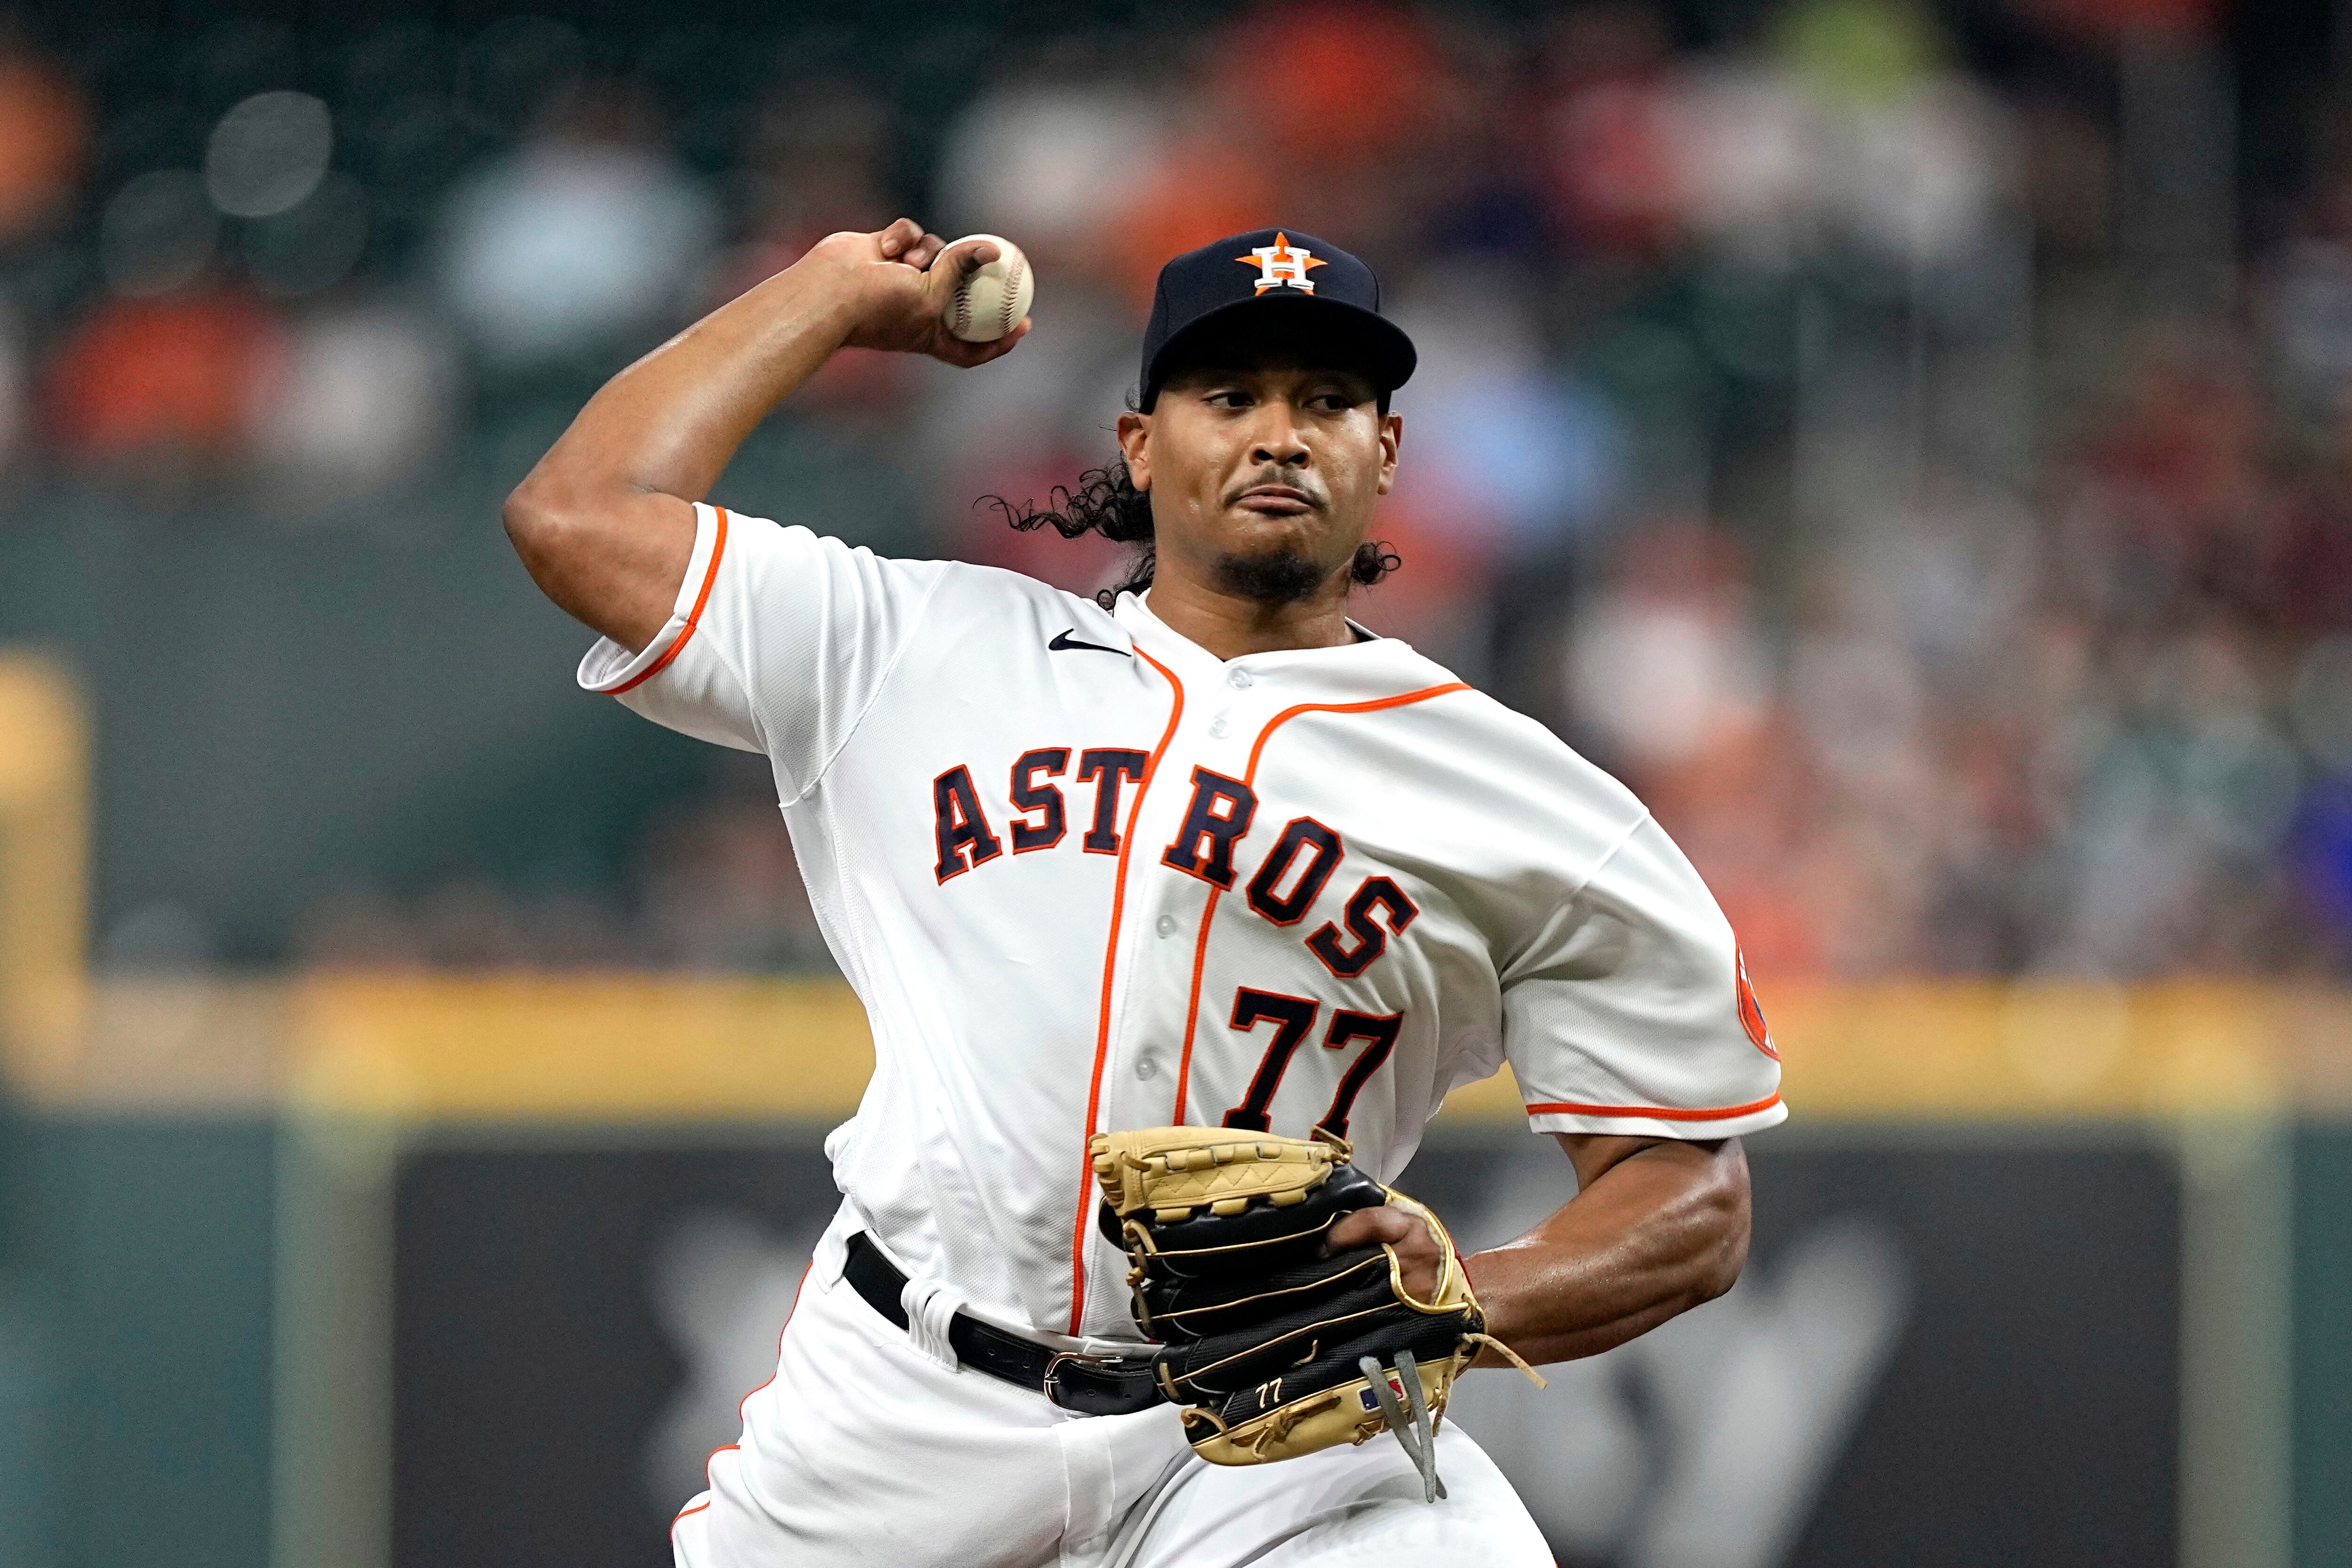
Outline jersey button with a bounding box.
[1155,914,1179,938]
[1207,716,1230,739]
[1135,1057,1160,1080]
[1228,669,1254,690]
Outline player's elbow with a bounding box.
[1692,1218,1748,1304]
[1688,1139,1753,1304]
[502,473,587,579]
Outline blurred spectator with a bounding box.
[1391,271,1627,553]
[1214,2,1445,167]
[0,31,87,242]
[243,173,371,298]
[1537,4,1688,258]
[934,78,1166,276]
[711,83,908,418]
[298,758,830,974]
[1102,141,1280,310]
[437,77,717,366]
[205,90,333,220]
[0,301,23,462]
[2018,0,2220,41]
[950,446,1133,597]
[921,279,1137,578]
[98,169,220,296]
[45,285,286,471]
[1567,524,1769,776]
[1101,1,1455,301]
[1332,497,1497,678]
[100,901,217,970]
[635,760,832,973]
[247,295,457,504]
[298,889,429,968]
[2293,778,2352,957]
[720,82,894,291]
[2017,95,2112,261]
[301,881,637,970]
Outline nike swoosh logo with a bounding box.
[1049,630,1127,655]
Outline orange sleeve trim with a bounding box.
[1068,649,1185,1335]
[610,505,730,697]
[1525,1091,1784,1122]
[1170,680,1473,1123]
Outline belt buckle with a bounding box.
[1043,1351,1146,1417]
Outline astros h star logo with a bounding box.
[1235,232,1327,295]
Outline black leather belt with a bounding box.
[843,1231,1165,1417]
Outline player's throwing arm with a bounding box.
[501,220,1027,657]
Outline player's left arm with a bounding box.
[1328,1133,1748,1366]
[1321,788,1775,1365]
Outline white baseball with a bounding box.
[940,234,1033,343]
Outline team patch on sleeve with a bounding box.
[1736,946,1776,1059]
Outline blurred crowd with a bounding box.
[8,0,2351,979]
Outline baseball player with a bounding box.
[504,220,1784,1567]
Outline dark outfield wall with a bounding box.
[389,1134,2181,1568]
[2298,1129,2352,1568]
[6,1117,2348,1568]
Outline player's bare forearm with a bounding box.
[1466,1134,1748,1365]
[501,220,1026,652]
[1326,1133,1748,1367]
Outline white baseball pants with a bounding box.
[670,1205,1555,1568]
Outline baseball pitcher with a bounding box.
[505,220,1786,1567]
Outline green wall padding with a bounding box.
[19,1117,275,1568]
[2296,1127,2352,1568]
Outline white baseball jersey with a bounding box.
[581,501,1785,1345]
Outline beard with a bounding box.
[1211,545,1329,605]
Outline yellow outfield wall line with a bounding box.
[288,974,880,1121]
[288,975,2352,1122]
[16,972,2341,1123]
[303,975,2352,1121]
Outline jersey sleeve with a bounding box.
[1500,814,1786,1140]
[576,502,948,799]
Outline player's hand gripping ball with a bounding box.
[1091,1128,1540,1499]
[940,234,1033,343]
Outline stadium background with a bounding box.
[0,0,2349,1563]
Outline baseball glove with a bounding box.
[1089,1126,1541,1499]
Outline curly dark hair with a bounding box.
[989,460,1402,610]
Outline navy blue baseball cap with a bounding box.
[1138,228,1417,410]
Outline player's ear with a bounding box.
[1116,409,1152,491]
[1375,412,1401,496]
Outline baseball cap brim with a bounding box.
[1144,291,1417,409]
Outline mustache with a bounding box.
[1223,466,1327,509]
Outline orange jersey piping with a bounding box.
[1067,649,1185,1335]
[1170,681,1472,1123]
